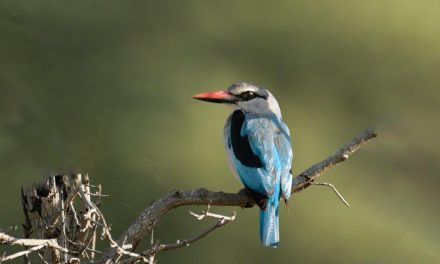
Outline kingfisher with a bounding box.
[192,82,293,247]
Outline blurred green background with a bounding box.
[1,1,439,263]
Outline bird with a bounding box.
[192,82,293,247]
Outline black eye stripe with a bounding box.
[239,91,266,101]
[241,91,254,99]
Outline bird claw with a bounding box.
[239,188,255,208]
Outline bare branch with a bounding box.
[291,128,377,192]
[0,232,70,257]
[100,129,377,263]
[121,209,236,264]
[155,213,235,252]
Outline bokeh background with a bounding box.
[1,1,439,263]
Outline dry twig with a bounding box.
[0,232,70,262]
[311,182,351,207]
[121,206,236,264]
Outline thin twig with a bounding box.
[20,188,32,264]
[189,205,236,221]
[156,216,234,252]
[88,193,110,197]
[292,129,377,192]
[0,232,70,253]
[37,252,50,264]
[70,202,81,227]
[59,188,67,263]
[0,244,45,262]
[80,193,149,263]
[1,252,6,264]
[312,182,351,207]
[90,184,102,261]
[0,232,72,263]
[153,210,235,253]
[120,210,236,264]
[78,225,98,255]
[66,174,83,207]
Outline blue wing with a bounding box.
[241,114,280,196]
[274,120,293,200]
[224,110,292,198]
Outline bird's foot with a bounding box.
[239,188,255,208]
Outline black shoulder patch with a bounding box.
[230,110,263,168]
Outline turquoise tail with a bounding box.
[259,198,280,247]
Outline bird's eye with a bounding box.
[241,91,256,100]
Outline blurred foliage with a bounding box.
[1,1,439,263]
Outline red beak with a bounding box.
[192,90,236,104]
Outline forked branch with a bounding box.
[100,128,377,263]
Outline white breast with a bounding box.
[223,114,242,182]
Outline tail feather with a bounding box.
[259,202,279,248]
